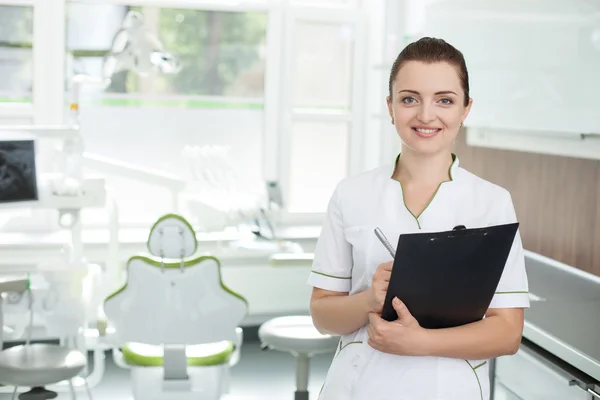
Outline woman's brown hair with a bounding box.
[389,37,470,107]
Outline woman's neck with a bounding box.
[393,149,454,186]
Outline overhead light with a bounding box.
[102,10,181,85]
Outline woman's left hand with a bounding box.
[367,297,428,356]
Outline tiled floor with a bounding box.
[0,335,517,400]
[0,337,334,400]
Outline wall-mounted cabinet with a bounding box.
[419,0,600,159]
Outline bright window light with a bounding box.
[0,5,33,104]
[66,3,267,101]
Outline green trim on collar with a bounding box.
[390,153,459,229]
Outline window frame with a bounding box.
[275,5,367,221]
[68,0,271,12]
[0,0,65,232]
[0,0,35,116]
[0,0,34,6]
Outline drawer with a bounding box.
[495,340,596,400]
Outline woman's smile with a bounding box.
[412,126,442,138]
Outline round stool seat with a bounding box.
[0,344,86,387]
[258,316,339,355]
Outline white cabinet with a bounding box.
[421,0,600,135]
[494,341,596,400]
[220,262,312,325]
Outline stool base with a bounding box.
[294,390,309,400]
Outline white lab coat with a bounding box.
[308,155,530,400]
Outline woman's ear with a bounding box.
[463,97,473,121]
[386,96,394,123]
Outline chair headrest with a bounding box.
[147,214,196,258]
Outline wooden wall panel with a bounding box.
[455,131,600,277]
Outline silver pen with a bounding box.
[374,227,396,258]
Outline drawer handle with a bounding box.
[569,380,600,398]
[588,388,600,398]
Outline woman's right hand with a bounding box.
[367,261,393,313]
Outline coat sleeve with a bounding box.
[307,183,353,292]
[488,191,530,309]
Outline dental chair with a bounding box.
[103,214,248,400]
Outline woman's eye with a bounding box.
[439,98,453,105]
[401,97,416,104]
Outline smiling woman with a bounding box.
[309,37,529,400]
[386,37,472,157]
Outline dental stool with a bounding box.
[0,283,87,400]
[258,316,339,400]
[0,344,87,400]
[103,214,248,400]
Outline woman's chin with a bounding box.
[400,136,449,155]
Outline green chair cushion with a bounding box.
[122,341,234,367]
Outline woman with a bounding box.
[308,37,529,400]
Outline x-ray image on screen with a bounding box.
[0,140,39,203]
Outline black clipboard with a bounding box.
[380,222,519,328]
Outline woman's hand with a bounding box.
[367,261,393,313]
[367,297,428,356]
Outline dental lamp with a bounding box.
[102,10,181,84]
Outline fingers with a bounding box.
[371,261,394,311]
[368,312,377,325]
[368,338,382,351]
[392,297,417,326]
[375,261,393,276]
[392,297,407,314]
[368,313,381,331]
[367,313,382,343]
[374,265,392,283]
[377,261,393,282]
[367,320,375,340]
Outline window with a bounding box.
[291,0,360,7]
[0,0,374,233]
[67,4,267,99]
[281,12,363,214]
[289,121,349,212]
[0,5,33,104]
[293,21,354,110]
[64,3,268,227]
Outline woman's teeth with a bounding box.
[413,128,440,133]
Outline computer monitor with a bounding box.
[0,140,39,204]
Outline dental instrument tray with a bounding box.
[381,222,520,328]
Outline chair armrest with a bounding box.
[111,347,132,370]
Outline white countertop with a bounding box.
[522,251,600,381]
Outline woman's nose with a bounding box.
[417,104,435,123]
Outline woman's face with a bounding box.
[387,61,472,156]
